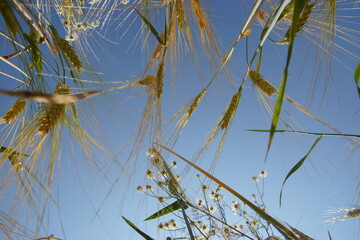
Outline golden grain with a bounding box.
[59,38,83,72]
[175,0,185,30]
[220,92,240,129]
[248,69,276,96]
[152,32,165,60]
[191,0,207,30]
[347,208,360,218]
[187,89,206,116]
[38,84,71,134]
[138,75,156,86]
[156,61,165,98]
[0,98,26,124]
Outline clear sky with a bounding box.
[0,1,359,240]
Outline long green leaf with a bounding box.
[157,144,300,240]
[266,0,307,161]
[144,200,187,221]
[134,8,165,45]
[248,129,360,138]
[122,216,155,240]
[354,62,360,98]
[279,136,323,206]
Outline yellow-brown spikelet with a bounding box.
[38,84,71,134]
[248,69,276,96]
[347,208,360,218]
[0,98,26,124]
[187,88,206,116]
[138,75,156,86]
[58,38,83,72]
[152,32,165,60]
[190,0,207,30]
[220,92,240,130]
[156,61,165,98]
[175,0,185,30]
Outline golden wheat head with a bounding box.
[0,98,26,124]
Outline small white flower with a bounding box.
[146,170,155,179]
[251,194,257,200]
[121,0,129,4]
[137,186,144,193]
[232,201,241,214]
[157,197,165,203]
[170,160,177,168]
[196,198,205,206]
[259,170,268,178]
[208,205,216,213]
[252,176,259,183]
[145,185,153,191]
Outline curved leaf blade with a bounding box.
[144,200,187,221]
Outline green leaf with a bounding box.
[122,216,155,240]
[145,200,186,221]
[266,0,307,161]
[279,136,323,206]
[354,62,360,98]
[133,8,165,45]
[248,129,360,138]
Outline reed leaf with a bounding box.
[122,216,155,240]
[266,0,307,161]
[279,136,323,207]
[134,8,165,45]
[144,200,187,221]
[354,62,360,98]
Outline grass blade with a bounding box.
[157,144,300,240]
[144,200,187,221]
[354,62,360,98]
[248,129,360,138]
[266,0,307,161]
[134,8,165,45]
[122,216,155,240]
[279,136,323,206]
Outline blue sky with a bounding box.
[0,0,359,239]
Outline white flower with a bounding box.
[137,186,144,193]
[170,160,177,168]
[259,170,268,178]
[121,0,129,4]
[196,198,205,206]
[146,170,155,179]
[200,223,208,233]
[252,176,259,183]
[208,205,216,213]
[145,185,153,191]
[157,197,165,203]
[232,201,241,214]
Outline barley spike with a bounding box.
[59,38,83,72]
[38,84,71,134]
[0,98,26,124]
[175,0,185,30]
[138,75,156,86]
[347,209,360,218]
[156,61,165,98]
[220,92,240,130]
[249,69,276,96]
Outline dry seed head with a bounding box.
[38,84,71,134]
[175,0,185,30]
[0,98,26,124]
[220,92,240,129]
[347,208,360,218]
[152,32,165,60]
[187,89,206,116]
[156,61,165,98]
[138,75,156,86]
[248,69,276,96]
[59,38,83,72]
[191,0,207,29]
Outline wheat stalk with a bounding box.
[0,98,26,124]
[248,69,276,96]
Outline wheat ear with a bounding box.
[58,38,83,72]
[0,98,26,124]
[248,69,276,96]
[38,84,71,134]
[220,92,240,129]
